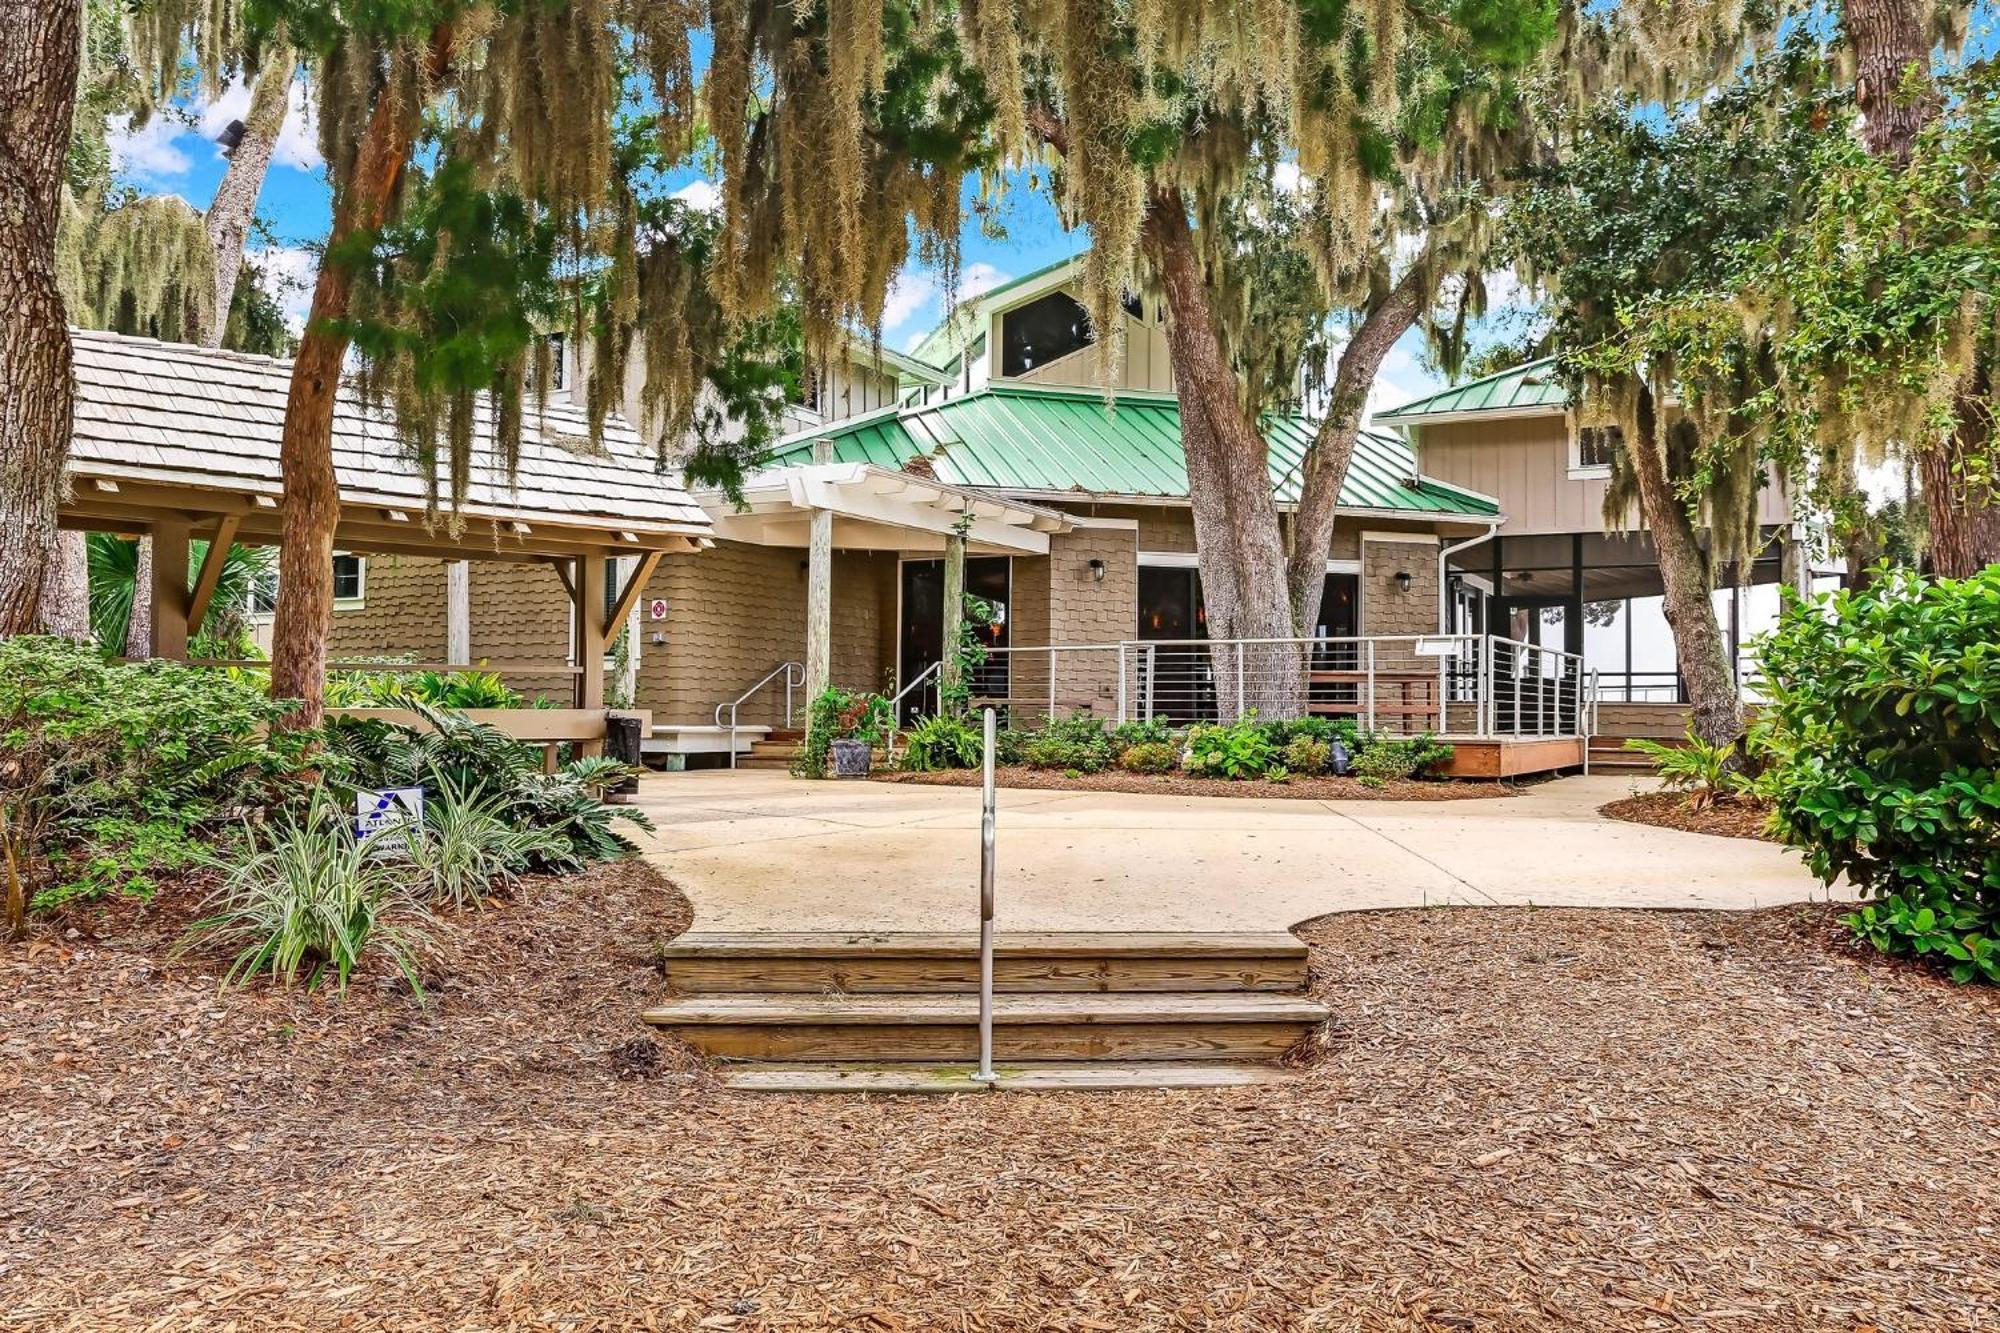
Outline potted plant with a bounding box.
[800,688,892,778]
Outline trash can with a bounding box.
[606,714,643,801]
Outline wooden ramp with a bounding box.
[646,931,1329,1092]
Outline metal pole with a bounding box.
[973,707,998,1087]
[1048,649,1057,722]
[1117,643,1128,725]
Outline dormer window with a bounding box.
[999,290,1093,377]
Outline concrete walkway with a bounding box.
[634,771,1844,934]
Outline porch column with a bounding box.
[939,530,965,706]
[445,560,470,665]
[573,554,606,710]
[804,439,834,702]
[149,515,191,660]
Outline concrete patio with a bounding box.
[634,771,1843,934]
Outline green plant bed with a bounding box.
[876,766,1512,801]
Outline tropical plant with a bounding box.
[1625,732,1746,813]
[1117,741,1178,775]
[900,712,984,772]
[176,791,429,995]
[795,687,893,778]
[1107,718,1176,754]
[34,813,209,913]
[1756,568,2000,983]
[325,666,522,710]
[403,777,565,911]
[86,533,276,660]
[504,767,652,872]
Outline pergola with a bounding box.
[60,328,713,712]
[702,448,1072,701]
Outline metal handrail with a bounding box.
[716,661,805,769]
[881,660,944,760]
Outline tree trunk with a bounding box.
[1626,383,1743,748]
[0,0,82,637]
[1141,184,1300,719]
[37,530,92,640]
[1842,0,1999,568]
[1286,263,1429,635]
[268,30,450,727]
[203,48,293,350]
[1844,0,1937,163]
[123,536,153,655]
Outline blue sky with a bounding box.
[108,81,1451,413]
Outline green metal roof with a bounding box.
[1371,357,1566,424]
[767,382,1500,518]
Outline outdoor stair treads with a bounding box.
[659,930,1309,994]
[714,1062,1301,1093]
[642,991,1330,1063]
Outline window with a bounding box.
[332,553,365,605]
[1120,290,1145,323]
[1571,425,1620,476]
[999,290,1093,377]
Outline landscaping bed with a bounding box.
[8,889,1998,1330]
[877,764,1514,800]
[1600,790,1778,841]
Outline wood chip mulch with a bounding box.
[7,863,1999,1331]
[1601,790,1780,841]
[877,765,1514,801]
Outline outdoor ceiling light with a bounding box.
[1395,570,1413,593]
[1088,558,1106,583]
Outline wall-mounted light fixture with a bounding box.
[1394,570,1413,594]
[1088,558,1107,583]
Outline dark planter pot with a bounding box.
[829,738,873,778]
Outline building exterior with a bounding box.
[330,263,1508,755]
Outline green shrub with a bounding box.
[901,712,985,771]
[995,727,1032,766]
[505,766,652,871]
[325,665,523,709]
[1756,569,2000,983]
[1267,765,1291,784]
[1183,720,1278,780]
[35,815,210,913]
[1350,734,1454,781]
[1107,718,1175,754]
[1019,717,1115,773]
[795,688,892,778]
[1625,731,1746,811]
[1117,740,1179,775]
[1281,735,1331,776]
[176,791,428,995]
[404,778,567,910]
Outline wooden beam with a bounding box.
[445,560,470,664]
[551,558,576,602]
[185,514,242,640]
[606,549,664,635]
[572,555,607,712]
[149,515,191,660]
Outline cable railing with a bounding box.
[940,635,1589,739]
[716,660,805,769]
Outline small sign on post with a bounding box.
[356,787,423,850]
[648,598,669,620]
[1414,637,1461,658]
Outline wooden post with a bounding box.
[804,439,834,703]
[446,559,470,665]
[149,515,191,660]
[573,553,606,712]
[940,530,965,710]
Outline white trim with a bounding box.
[1140,550,1359,574]
[1063,515,1141,531]
[1567,465,1613,482]
[1360,531,1441,546]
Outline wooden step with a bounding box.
[661,931,1310,994]
[718,1062,1299,1093]
[644,991,1329,1063]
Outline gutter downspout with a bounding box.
[1437,522,1502,633]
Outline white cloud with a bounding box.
[880,271,937,330]
[955,262,1008,301]
[246,244,319,334]
[107,112,193,182]
[671,178,721,213]
[1272,160,1303,195]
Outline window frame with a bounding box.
[1568,426,1619,480]
[331,552,366,609]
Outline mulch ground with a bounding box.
[1600,791,1779,842]
[877,765,1514,801]
[6,862,1999,1331]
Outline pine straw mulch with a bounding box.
[875,765,1514,801]
[1601,791,1780,842]
[7,864,2000,1331]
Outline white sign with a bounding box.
[356,787,423,847]
[1413,637,1461,658]
[648,598,669,620]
